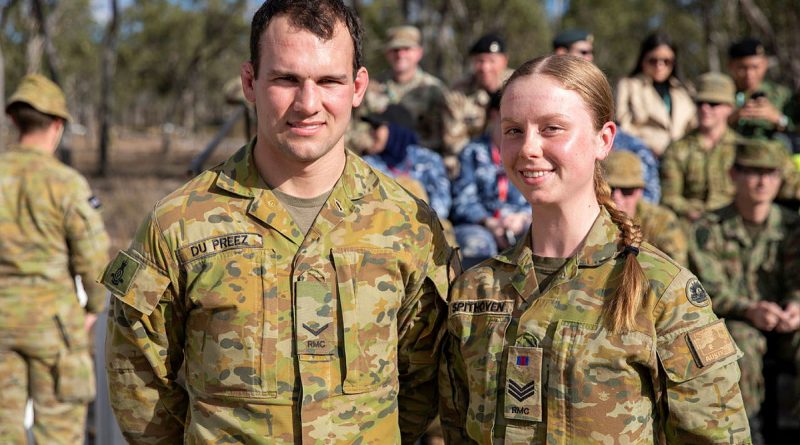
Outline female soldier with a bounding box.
[438,55,751,444]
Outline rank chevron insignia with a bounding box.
[507,379,536,402]
[302,323,329,336]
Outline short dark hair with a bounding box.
[249,0,363,78]
[6,102,60,134]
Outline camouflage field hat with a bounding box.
[385,26,421,50]
[696,72,735,105]
[602,150,645,188]
[6,73,72,121]
[734,139,787,170]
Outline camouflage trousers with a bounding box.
[727,320,800,417]
[0,320,94,445]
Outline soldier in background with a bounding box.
[102,1,455,443]
[690,139,800,444]
[602,150,687,265]
[358,25,460,172]
[0,74,110,444]
[661,72,741,222]
[552,28,594,61]
[450,33,514,149]
[728,38,794,140]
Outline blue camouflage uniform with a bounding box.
[614,129,661,203]
[451,136,530,258]
[363,144,452,220]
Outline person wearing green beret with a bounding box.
[690,139,800,444]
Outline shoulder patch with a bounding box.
[686,278,710,307]
[686,320,737,368]
[102,251,142,296]
[450,299,513,316]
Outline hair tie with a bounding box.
[622,245,640,257]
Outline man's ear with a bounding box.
[352,66,369,108]
[240,61,257,104]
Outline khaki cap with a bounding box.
[734,139,787,170]
[695,72,735,105]
[6,73,72,121]
[602,150,645,188]
[385,26,421,50]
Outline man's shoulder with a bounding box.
[639,201,678,220]
[415,69,446,89]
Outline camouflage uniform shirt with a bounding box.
[0,143,109,326]
[439,209,751,444]
[359,69,458,160]
[362,143,452,219]
[636,200,688,266]
[449,68,514,147]
[690,203,800,319]
[102,142,453,444]
[660,128,739,218]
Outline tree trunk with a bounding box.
[30,0,62,85]
[0,0,21,148]
[98,0,119,176]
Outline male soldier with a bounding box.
[728,37,793,140]
[0,74,110,444]
[450,33,513,147]
[358,25,459,173]
[690,139,800,444]
[602,150,688,265]
[552,28,594,62]
[101,1,454,444]
[661,72,741,222]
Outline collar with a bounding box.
[7,143,52,156]
[719,203,786,243]
[494,208,621,298]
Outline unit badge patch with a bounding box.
[686,278,710,307]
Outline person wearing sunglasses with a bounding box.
[552,28,594,62]
[602,150,687,265]
[616,32,696,158]
[660,73,740,223]
[689,139,800,444]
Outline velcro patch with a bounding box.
[686,278,710,307]
[177,233,263,263]
[450,299,513,316]
[686,320,737,368]
[102,251,142,296]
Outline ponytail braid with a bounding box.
[594,162,647,333]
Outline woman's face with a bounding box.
[499,74,614,207]
[641,44,675,83]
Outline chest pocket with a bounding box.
[545,320,655,444]
[183,247,276,398]
[684,152,709,199]
[332,248,403,394]
[450,310,510,443]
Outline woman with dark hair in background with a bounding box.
[616,32,696,158]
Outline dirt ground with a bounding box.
[67,128,249,252]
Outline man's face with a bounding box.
[731,165,782,205]
[610,186,643,218]
[697,101,733,133]
[241,15,368,165]
[567,40,594,62]
[471,52,508,93]
[385,46,423,78]
[729,55,768,92]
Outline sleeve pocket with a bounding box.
[657,319,742,383]
[101,250,170,316]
